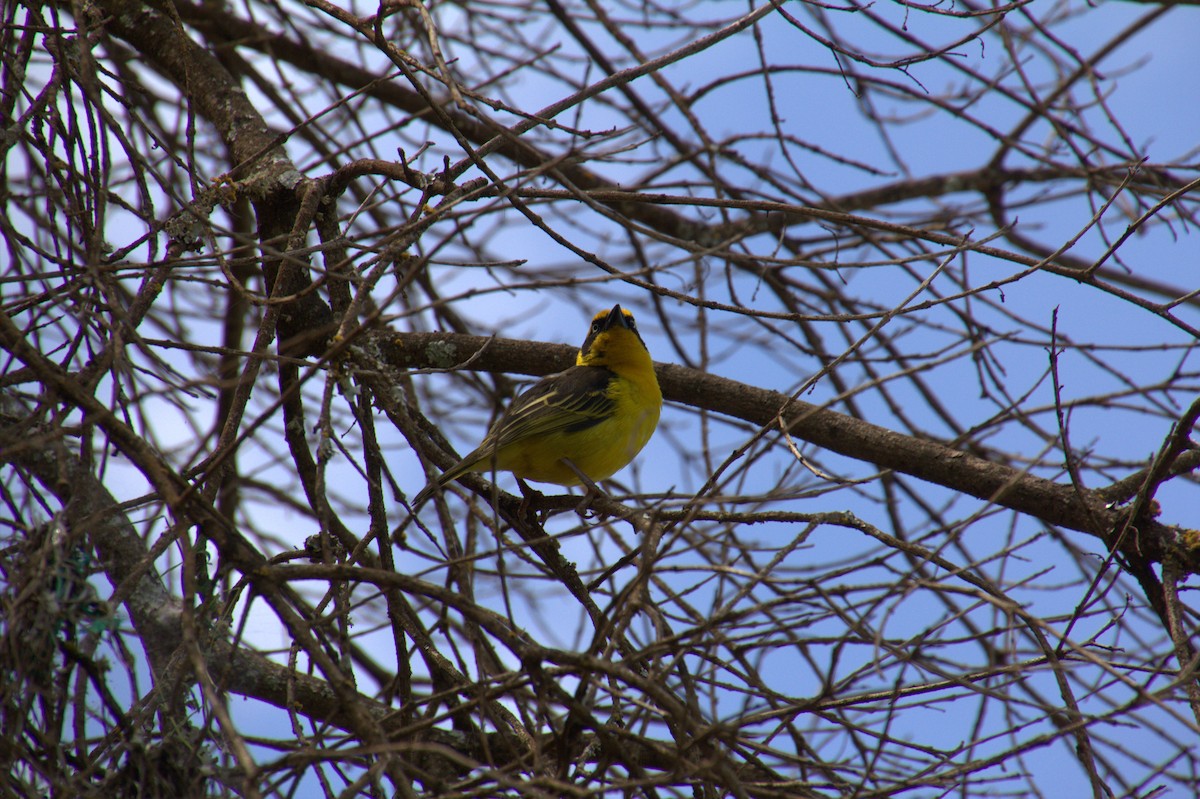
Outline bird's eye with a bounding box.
[627,317,637,330]
[592,320,603,333]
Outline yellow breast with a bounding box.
[494,364,661,485]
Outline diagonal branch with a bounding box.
[366,328,1200,571]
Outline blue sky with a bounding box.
[14,0,1199,794]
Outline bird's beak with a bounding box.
[604,304,626,330]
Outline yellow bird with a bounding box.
[412,304,662,506]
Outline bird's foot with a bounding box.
[516,478,545,523]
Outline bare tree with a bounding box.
[2,0,1199,796]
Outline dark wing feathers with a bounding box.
[417,365,618,501]
[488,366,616,447]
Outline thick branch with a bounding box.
[369,329,1200,571]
